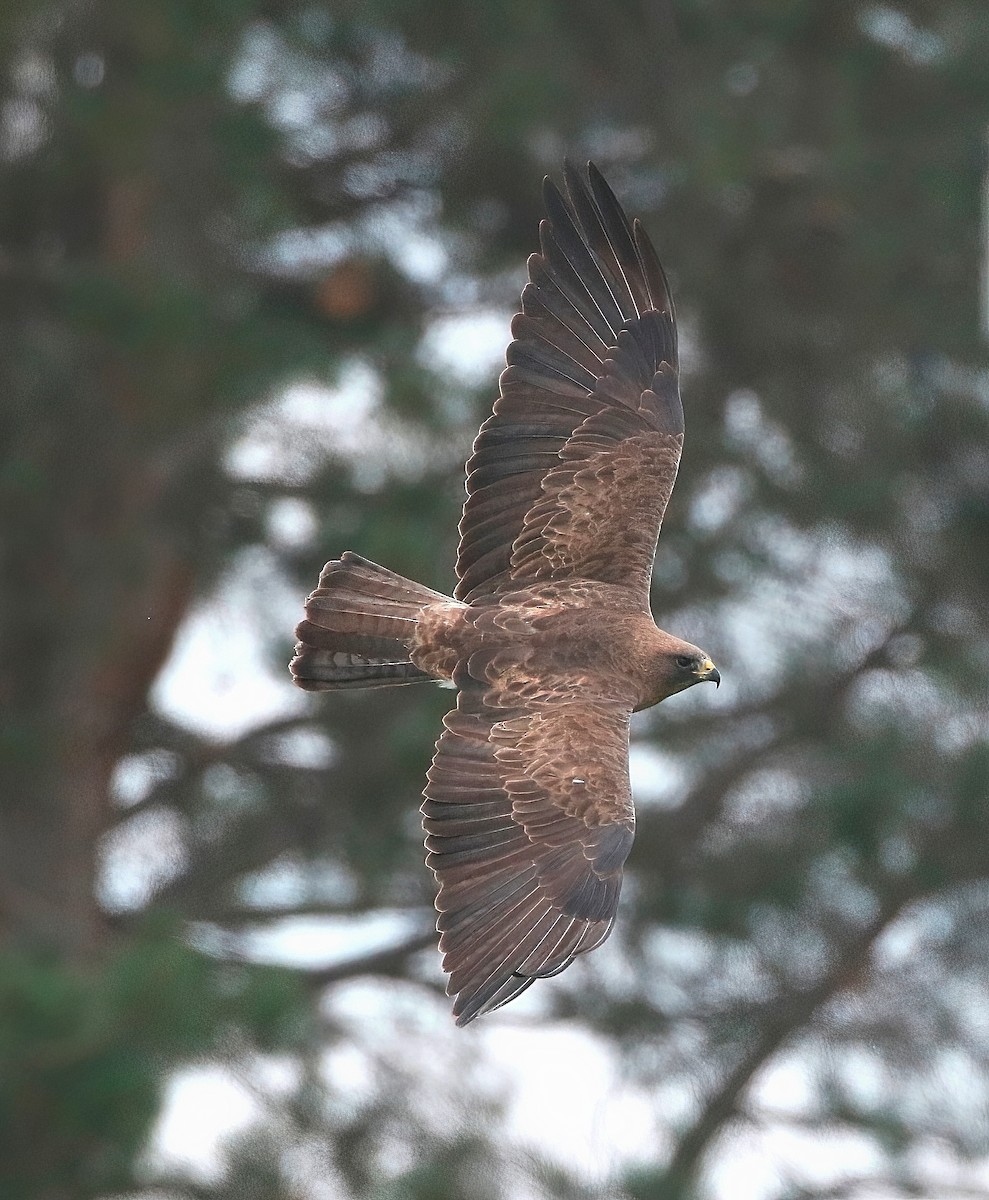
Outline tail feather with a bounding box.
[294,620,406,658]
[290,552,450,692]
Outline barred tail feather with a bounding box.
[290,552,449,691]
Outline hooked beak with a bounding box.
[698,658,721,688]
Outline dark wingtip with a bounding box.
[585,159,611,196]
[542,173,574,228]
[633,218,676,324]
[561,157,582,202]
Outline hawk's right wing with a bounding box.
[422,675,635,1025]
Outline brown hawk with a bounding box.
[291,162,720,1025]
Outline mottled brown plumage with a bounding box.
[290,162,720,1024]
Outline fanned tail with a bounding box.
[290,552,449,691]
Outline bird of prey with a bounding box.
[291,162,720,1025]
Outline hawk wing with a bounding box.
[422,676,635,1025]
[456,161,683,606]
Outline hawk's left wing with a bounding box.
[422,679,635,1025]
[455,161,683,607]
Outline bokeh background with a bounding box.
[3,2,989,1197]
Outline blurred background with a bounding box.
[3,1,989,1197]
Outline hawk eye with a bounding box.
[676,655,694,669]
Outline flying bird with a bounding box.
[290,162,720,1025]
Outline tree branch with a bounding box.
[661,892,912,1190]
[298,926,438,990]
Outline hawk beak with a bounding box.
[698,659,721,688]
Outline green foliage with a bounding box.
[625,1163,697,1200]
[0,919,309,1198]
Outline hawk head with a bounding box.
[639,640,720,709]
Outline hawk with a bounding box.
[291,162,720,1025]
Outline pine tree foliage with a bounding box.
[2,2,989,1197]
